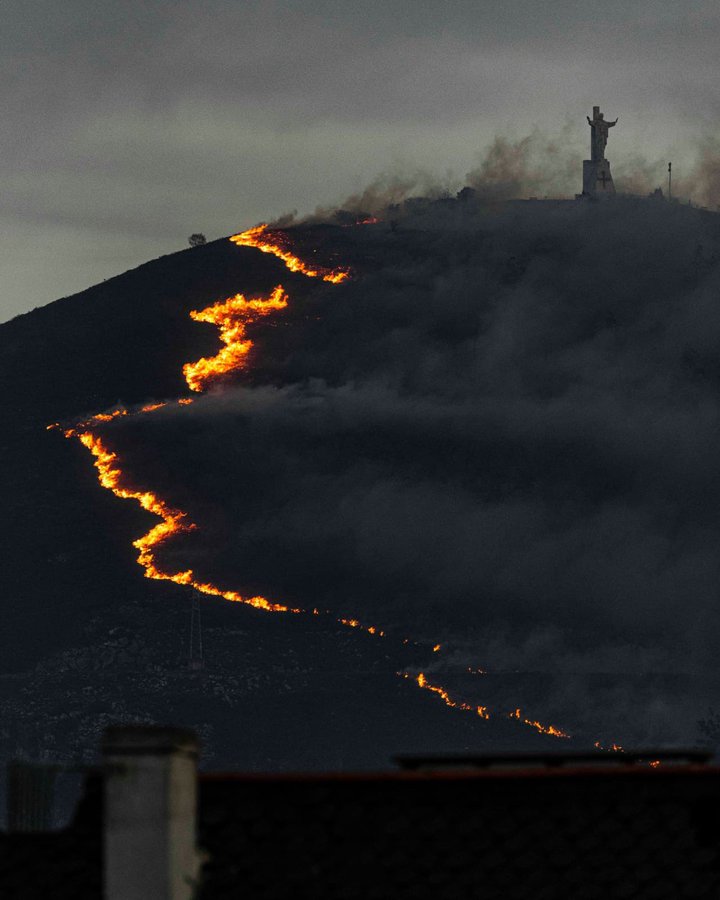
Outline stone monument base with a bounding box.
[582,159,616,198]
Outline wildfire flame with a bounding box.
[594,741,625,753]
[230,225,350,283]
[404,672,490,720]
[51,226,590,746]
[183,285,288,392]
[508,708,570,739]
[339,617,386,637]
[74,430,293,613]
[140,402,167,414]
[87,409,128,424]
[404,671,573,737]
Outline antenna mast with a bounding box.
[668,162,672,201]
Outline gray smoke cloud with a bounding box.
[5,0,720,323]
[465,128,582,201]
[102,194,720,744]
[284,128,720,227]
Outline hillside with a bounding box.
[3,196,720,775]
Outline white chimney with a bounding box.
[102,726,201,900]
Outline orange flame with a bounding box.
[594,741,625,753]
[87,408,129,425]
[140,402,167,414]
[230,225,350,283]
[402,672,490,720]
[59,404,169,437]
[508,708,570,739]
[76,430,292,613]
[183,286,288,392]
[339,617,386,637]
[62,407,130,438]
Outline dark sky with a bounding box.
[3,0,720,321]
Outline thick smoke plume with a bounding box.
[289,129,720,223]
[465,127,581,201]
[465,130,720,208]
[105,195,720,744]
[468,131,720,207]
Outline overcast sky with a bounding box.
[2,0,720,322]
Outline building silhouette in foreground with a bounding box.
[1,726,720,898]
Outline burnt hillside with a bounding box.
[3,198,720,771]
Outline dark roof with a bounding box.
[197,764,720,900]
[4,763,720,899]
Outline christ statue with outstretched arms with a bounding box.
[587,106,618,161]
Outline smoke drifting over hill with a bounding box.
[292,129,720,223]
[94,197,720,744]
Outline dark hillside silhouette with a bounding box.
[3,198,720,773]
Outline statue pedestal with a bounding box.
[582,159,616,198]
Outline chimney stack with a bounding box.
[102,726,201,900]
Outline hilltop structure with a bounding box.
[582,106,618,198]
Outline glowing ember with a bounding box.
[62,407,130,437]
[230,225,350,283]
[339,617,386,637]
[508,708,570,739]
[594,741,625,753]
[140,402,167,414]
[402,672,491,720]
[88,408,129,424]
[183,285,288,392]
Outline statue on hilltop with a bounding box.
[581,106,617,198]
[586,107,618,162]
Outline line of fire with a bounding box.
[50,221,578,746]
[4,101,719,899]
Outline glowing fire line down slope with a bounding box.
[72,430,294,614]
[54,224,579,745]
[230,224,350,283]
